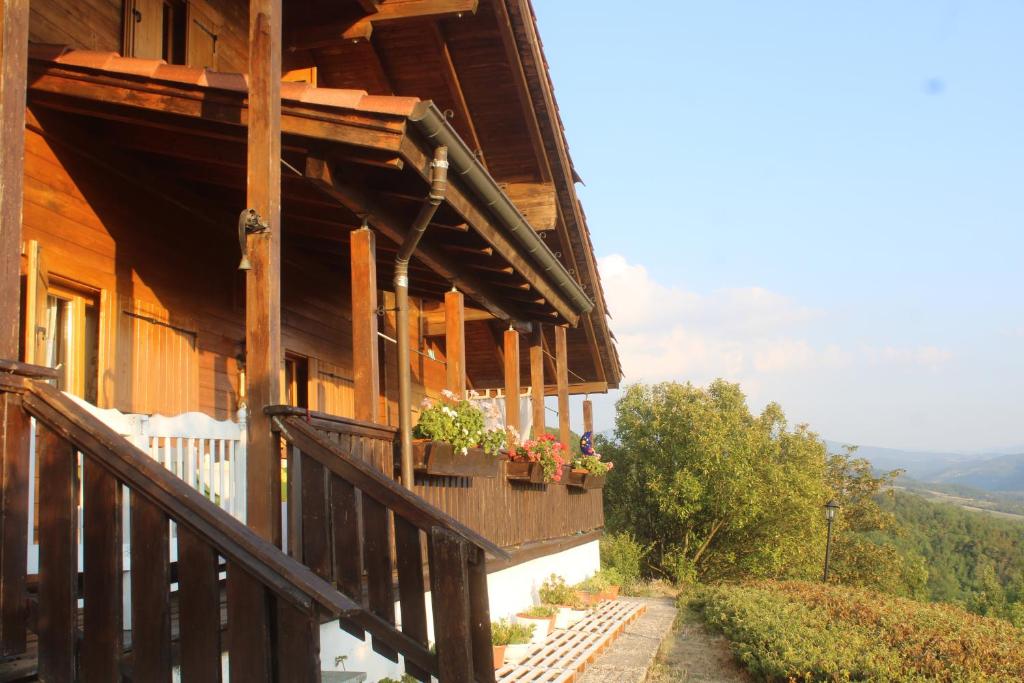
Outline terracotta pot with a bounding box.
[492,644,506,669]
[602,585,620,600]
[575,589,599,606]
[504,643,531,664]
[516,614,552,644]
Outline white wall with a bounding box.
[318,538,601,682]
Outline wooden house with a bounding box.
[0,1,621,680]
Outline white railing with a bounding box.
[27,396,247,576]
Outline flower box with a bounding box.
[411,440,498,479]
[506,461,546,484]
[565,468,606,490]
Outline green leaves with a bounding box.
[604,380,831,582]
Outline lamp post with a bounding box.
[822,499,839,582]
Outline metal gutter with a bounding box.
[409,101,594,318]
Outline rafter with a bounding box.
[429,21,485,164]
[305,155,516,322]
[288,0,478,48]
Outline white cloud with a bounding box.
[598,253,952,386]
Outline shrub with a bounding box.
[491,618,534,645]
[696,580,1024,682]
[576,573,610,594]
[519,604,557,618]
[539,574,583,608]
[600,532,645,586]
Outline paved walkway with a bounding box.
[576,597,677,683]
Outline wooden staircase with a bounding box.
[0,364,504,682]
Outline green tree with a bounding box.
[602,381,829,582]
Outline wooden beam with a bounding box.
[500,182,557,231]
[504,328,520,436]
[555,325,570,447]
[424,304,492,336]
[305,155,517,322]
[445,289,466,396]
[430,21,485,164]
[491,0,551,184]
[351,227,381,422]
[583,399,593,435]
[529,327,544,440]
[288,0,477,48]
[0,0,28,358]
[245,0,283,546]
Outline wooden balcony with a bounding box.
[267,406,606,558]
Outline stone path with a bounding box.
[576,597,677,683]
[643,600,752,683]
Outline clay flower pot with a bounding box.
[492,644,506,669]
[602,584,621,600]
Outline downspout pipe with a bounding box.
[409,102,593,318]
[397,146,449,488]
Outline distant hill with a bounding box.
[928,452,1024,493]
[824,440,987,480]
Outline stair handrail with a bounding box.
[272,413,510,560]
[6,374,356,618]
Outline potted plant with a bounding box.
[598,567,624,600]
[539,574,587,628]
[507,434,567,484]
[566,453,613,489]
[411,390,506,478]
[574,573,610,606]
[516,604,557,643]
[491,618,535,666]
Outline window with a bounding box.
[124,0,186,63]
[284,354,309,409]
[22,241,100,403]
[43,284,101,403]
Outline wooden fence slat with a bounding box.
[468,548,496,683]
[81,458,123,683]
[131,493,172,682]
[0,395,30,655]
[429,527,474,683]
[227,563,272,683]
[329,472,364,639]
[300,453,330,580]
[178,526,223,683]
[275,598,320,683]
[287,445,302,559]
[363,496,398,661]
[394,516,430,681]
[36,426,77,682]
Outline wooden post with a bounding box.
[351,227,380,422]
[555,325,570,447]
[503,327,520,438]
[244,0,283,542]
[529,327,545,439]
[0,0,28,359]
[445,289,466,396]
[0,394,29,655]
[583,399,594,435]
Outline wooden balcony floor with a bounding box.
[496,599,647,683]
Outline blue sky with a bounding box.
[533,1,1024,451]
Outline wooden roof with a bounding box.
[285,0,623,389]
[25,44,590,331]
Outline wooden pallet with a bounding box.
[496,600,647,682]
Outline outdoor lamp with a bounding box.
[824,499,839,521]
